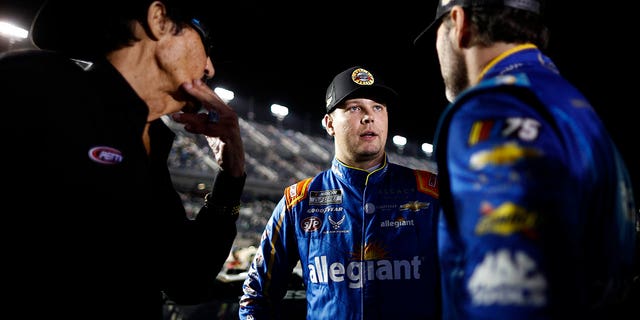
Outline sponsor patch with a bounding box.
[415,170,439,198]
[475,201,539,237]
[88,146,123,165]
[468,249,547,306]
[399,201,430,212]
[285,178,312,208]
[380,217,415,228]
[306,207,343,214]
[328,213,346,230]
[310,189,342,205]
[307,254,422,289]
[470,142,542,170]
[468,120,496,146]
[302,216,322,232]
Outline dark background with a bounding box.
[1,1,637,198]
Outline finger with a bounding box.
[172,110,225,137]
[172,110,208,124]
[181,79,227,112]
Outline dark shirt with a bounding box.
[0,49,244,318]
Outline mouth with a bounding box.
[360,131,377,137]
[360,131,378,140]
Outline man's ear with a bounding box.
[324,114,335,136]
[450,6,471,48]
[145,1,171,41]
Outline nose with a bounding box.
[203,57,215,81]
[361,114,373,124]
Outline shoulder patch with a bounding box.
[415,170,439,199]
[285,177,313,208]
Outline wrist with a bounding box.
[204,192,240,219]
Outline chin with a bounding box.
[359,147,382,157]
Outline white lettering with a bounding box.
[328,262,345,282]
[380,219,415,228]
[307,255,423,289]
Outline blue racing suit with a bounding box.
[434,44,638,319]
[239,155,441,319]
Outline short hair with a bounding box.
[98,0,210,55]
[443,6,549,49]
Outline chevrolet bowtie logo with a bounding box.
[400,201,429,212]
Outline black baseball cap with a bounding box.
[325,66,398,114]
[413,0,543,46]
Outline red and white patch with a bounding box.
[88,146,123,165]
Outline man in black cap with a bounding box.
[0,0,245,317]
[238,66,442,319]
[414,0,639,318]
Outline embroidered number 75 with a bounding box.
[503,117,540,141]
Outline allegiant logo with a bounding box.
[307,255,422,289]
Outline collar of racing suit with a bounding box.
[330,154,389,189]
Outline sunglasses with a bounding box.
[189,18,213,57]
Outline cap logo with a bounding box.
[326,95,334,108]
[441,0,452,6]
[351,68,375,86]
[326,83,335,108]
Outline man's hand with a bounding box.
[172,79,245,177]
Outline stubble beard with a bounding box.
[442,41,470,102]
